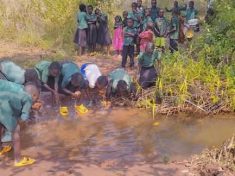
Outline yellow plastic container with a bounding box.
[186,29,194,39]
[153,122,160,126]
[60,106,69,116]
[75,104,88,114]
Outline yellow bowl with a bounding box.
[60,106,69,116]
[75,104,88,114]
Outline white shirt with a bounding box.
[84,64,102,88]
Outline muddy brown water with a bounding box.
[18,107,235,168]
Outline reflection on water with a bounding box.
[22,108,235,166]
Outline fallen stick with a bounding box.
[185,100,209,113]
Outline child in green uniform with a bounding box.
[137,0,144,15]
[185,1,199,32]
[186,1,198,22]
[0,80,41,167]
[74,4,88,56]
[122,18,137,68]
[87,5,97,52]
[138,42,161,89]
[165,1,187,15]
[59,61,87,98]
[128,2,142,30]
[0,60,39,86]
[106,68,136,99]
[167,10,180,53]
[34,61,61,103]
[142,8,153,32]
[150,0,160,22]
[155,9,169,52]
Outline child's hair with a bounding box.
[123,11,128,16]
[49,61,61,71]
[79,4,86,12]
[146,22,154,30]
[24,82,40,101]
[132,2,137,8]
[95,8,100,14]
[174,1,179,6]
[115,15,122,23]
[189,0,194,5]
[96,76,108,88]
[116,80,128,95]
[87,5,93,10]
[71,72,87,89]
[127,17,134,22]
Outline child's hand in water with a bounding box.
[32,102,42,111]
[101,101,111,108]
[72,91,81,98]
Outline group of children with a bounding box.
[114,0,199,65]
[75,0,199,61]
[74,4,112,55]
[0,59,138,166]
[74,0,199,87]
[0,0,199,167]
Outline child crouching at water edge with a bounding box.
[0,81,41,167]
[138,42,161,89]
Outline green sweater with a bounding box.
[108,68,131,92]
[60,62,80,89]
[0,60,25,84]
[35,61,59,85]
[138,50,160,68]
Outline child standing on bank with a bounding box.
[155,9,169,52]
[122,18,137,68]
[96,8,112,55]
[167,10,180,53]
[142,8,153,32]
[74,4,88,56]
[87,5,97,53]
[113,16,123,58]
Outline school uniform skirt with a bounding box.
[87,24,97,46]
[74,28,87,47]
[139,66,157,89]
[97,24,112,46]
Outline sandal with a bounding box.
[75,104,88,114]
[0,145,12,155]
[60,106,69,117]
[14,157,36,167]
